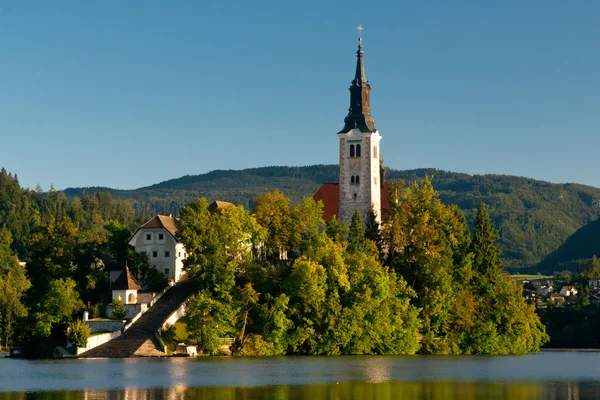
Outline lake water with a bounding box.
[1,352,599,399]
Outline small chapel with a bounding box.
[313,31,390,224]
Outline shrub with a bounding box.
[67,319,90,348]
[111,299,129,320]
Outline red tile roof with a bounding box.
[208,200,234,213]
[313,182,391,221]
[140,215,180,237]
[313,183,339,221]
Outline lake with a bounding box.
[1,352,599,399]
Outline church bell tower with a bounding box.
[337,29,382,225]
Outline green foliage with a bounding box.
[67,319,90,348]
[537,217,600,274]
[0,228,30,348]
[62,165,600,271]
[539,305,600,348]
[381,178,548,354]
[111,299,128,320]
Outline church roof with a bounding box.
[140,214,180,237]
[313,182,391,221]
[208,200,234,213]
[339,37,377,134]
[112,267,142,291]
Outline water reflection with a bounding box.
[1,381,600,400]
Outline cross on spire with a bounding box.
[357,24,363,41]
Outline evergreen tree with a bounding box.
[470,203,503,279]
[348,210,366,253]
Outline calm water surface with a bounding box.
[1,352,599,399]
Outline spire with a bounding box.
[339,27,376,134]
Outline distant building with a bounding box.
[313,33,387,225]
[588,279,600,289]
[549,293,565,305]
[559,286,578,297]
[129,214,187,283]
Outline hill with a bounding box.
[63,165,600,270]
[536,216,600,274]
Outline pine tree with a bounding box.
[364,208,381,251]
[348,210,365,253]
[470,203,503,278]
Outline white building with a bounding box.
[111,266,142,305]
[129,215,187,283]
[559,286,578,297]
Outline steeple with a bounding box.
[339,34,376,134]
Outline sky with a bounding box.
[1,0,599,190]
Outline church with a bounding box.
[313,33,390,224]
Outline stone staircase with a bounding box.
[79,278,196,358]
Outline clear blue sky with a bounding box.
[1,1,599,190]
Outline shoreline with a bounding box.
[541,348,600,352]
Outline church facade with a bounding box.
[314,35,388,224]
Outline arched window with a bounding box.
[355,175,360,185]
[350,144,355,158]
[128,293,135,304]
[356,144,362,157]
[351,176,355,184]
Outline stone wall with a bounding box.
[85,320,125,334]
[161,301,187,331]
[106,304,142,319]
[76,331,121,355]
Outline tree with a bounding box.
[186,290,235,355]
[0,228,30,348]
[381,178,463,352]
[348,210,366,253]
[325,215,348,243]
[32,278,84,338]
[470,203,503,280]
[67,319,90,348]
[111,299,128,320]
[364,208,381,250]
[253,191,294,260]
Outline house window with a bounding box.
[165,251,170,257]
[350,144,355,157]
[152,251,158,258]
[355,175,360,185]
[158,233,164,240]
[145,233,151,241]
[356,144,362,157]
[351,176,355,184]
[373,146,378,159]
[164,268,170,275]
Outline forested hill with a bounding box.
[536,217,600,274]
[60,165,600,271]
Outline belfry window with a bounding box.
[356,144,362,157]
[355,175,360,185]
[350,144,355,157]
[351,176,355,184]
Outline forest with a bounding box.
[0,168,548,356]
[62,165,600,271]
